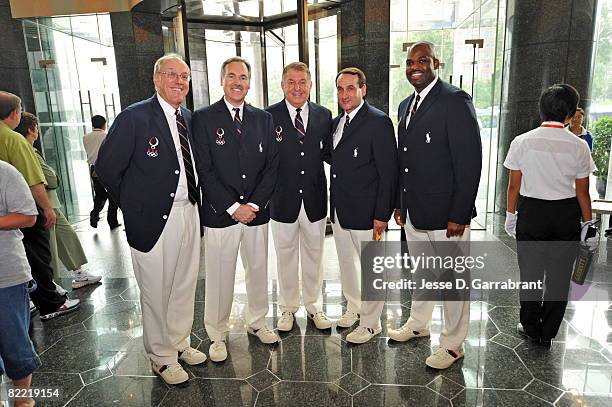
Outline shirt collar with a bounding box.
[157,93,180,117]
[285,100,308,115]
[344,99,365,121]
[580,126,588,136]
[224,97,244,116]
[414,76,439,101]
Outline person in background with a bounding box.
[0,160,42,407]
[504,84,596,347]
[0,91,80,321]
[15,112,102,290]
[567,107,593,151]
[83,115,120,229]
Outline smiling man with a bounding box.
[193,56,279,363]
[96,54,207,385]
[390,41,482,370]
[265,62,333,332]
[328,67,398,344]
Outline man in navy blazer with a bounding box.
[389,42,482,370]
[328,67,398,344]
[266,62,333,332]
[96,54,207,385]
[193,56,280,363]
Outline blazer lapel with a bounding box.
[407,80,442,131]
[150,96,176,153]
[398,95,413,131]
[214,99,241,140]
[334,101,368,150]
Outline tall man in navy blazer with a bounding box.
[329,67,398,344]
[96,54,207,385]
[266,62,333,332]
[389,42,482,370]
[193,57,280,363]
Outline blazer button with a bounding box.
[300,170,305,175]
[403,188,406,192]
[163,215,168,220]
[403,147,407,151]
[175,170,180,175]
[170,193,175,198]
[332,174,337,178]
[242,174,246,179]
[299,189,303,194]
[300,152,304,156]
[404,168,409,173]
[240,195,244,199]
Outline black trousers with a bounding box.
[516,196,581,341]
[90,165,118,224]
[21,207,67,314]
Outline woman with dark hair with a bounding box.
[15,113,101,290]
[568,107,593,151]
[503,84,596,347]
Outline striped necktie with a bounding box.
[406,94,421,127]
[295,107,306,143]
[175,109,198,205]
[233,107,242,136]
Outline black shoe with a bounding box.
[90,212,99,228]
[109,222,122,230]
[517,323,540,343]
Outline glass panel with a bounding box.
[23,14,121,222]
[390,0,506,230]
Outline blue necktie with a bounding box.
[233,107,242,136]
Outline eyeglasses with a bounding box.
[157,71,191,81]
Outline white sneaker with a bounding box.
[247,326,279,344]
[346,325,382,344]
[178,347,207,365]
[40,298,80,321]
[337,310,359,328]
[425,347,464,369]
[388,323,430,342]
[72,270,102,289]
[54,282,68,296]
[209,341,227,362]
[151,362,189,384]
[308,311,332,330]
[277,311,294,332]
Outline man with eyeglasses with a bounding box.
[265,62,333,332]
[193,56,279,363]
[96,54,207,385]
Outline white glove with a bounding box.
[505,211,517,238]
[581,220,599,249]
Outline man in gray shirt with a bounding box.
[0,160,42,407]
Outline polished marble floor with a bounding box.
[2,214,611,407]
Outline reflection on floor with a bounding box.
[2,214,611,406]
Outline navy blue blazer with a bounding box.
[96,95,201,252]
[265,100,332,223]
[328,101,398,230]
[396,79,482,230]
[192,99,279,228]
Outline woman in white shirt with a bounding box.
[503,84,595,347]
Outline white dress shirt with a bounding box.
[504,121,596,200]
[285,100,309,131]
[406,76,438,128]
[157,93,197,203]
[333,99,364,149]
[82,128,107,165]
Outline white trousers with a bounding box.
[271,203,326,315]
[204,222,269,342]
[331,220,384,329]
[130,200,201,366]
[403,216,471,351]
